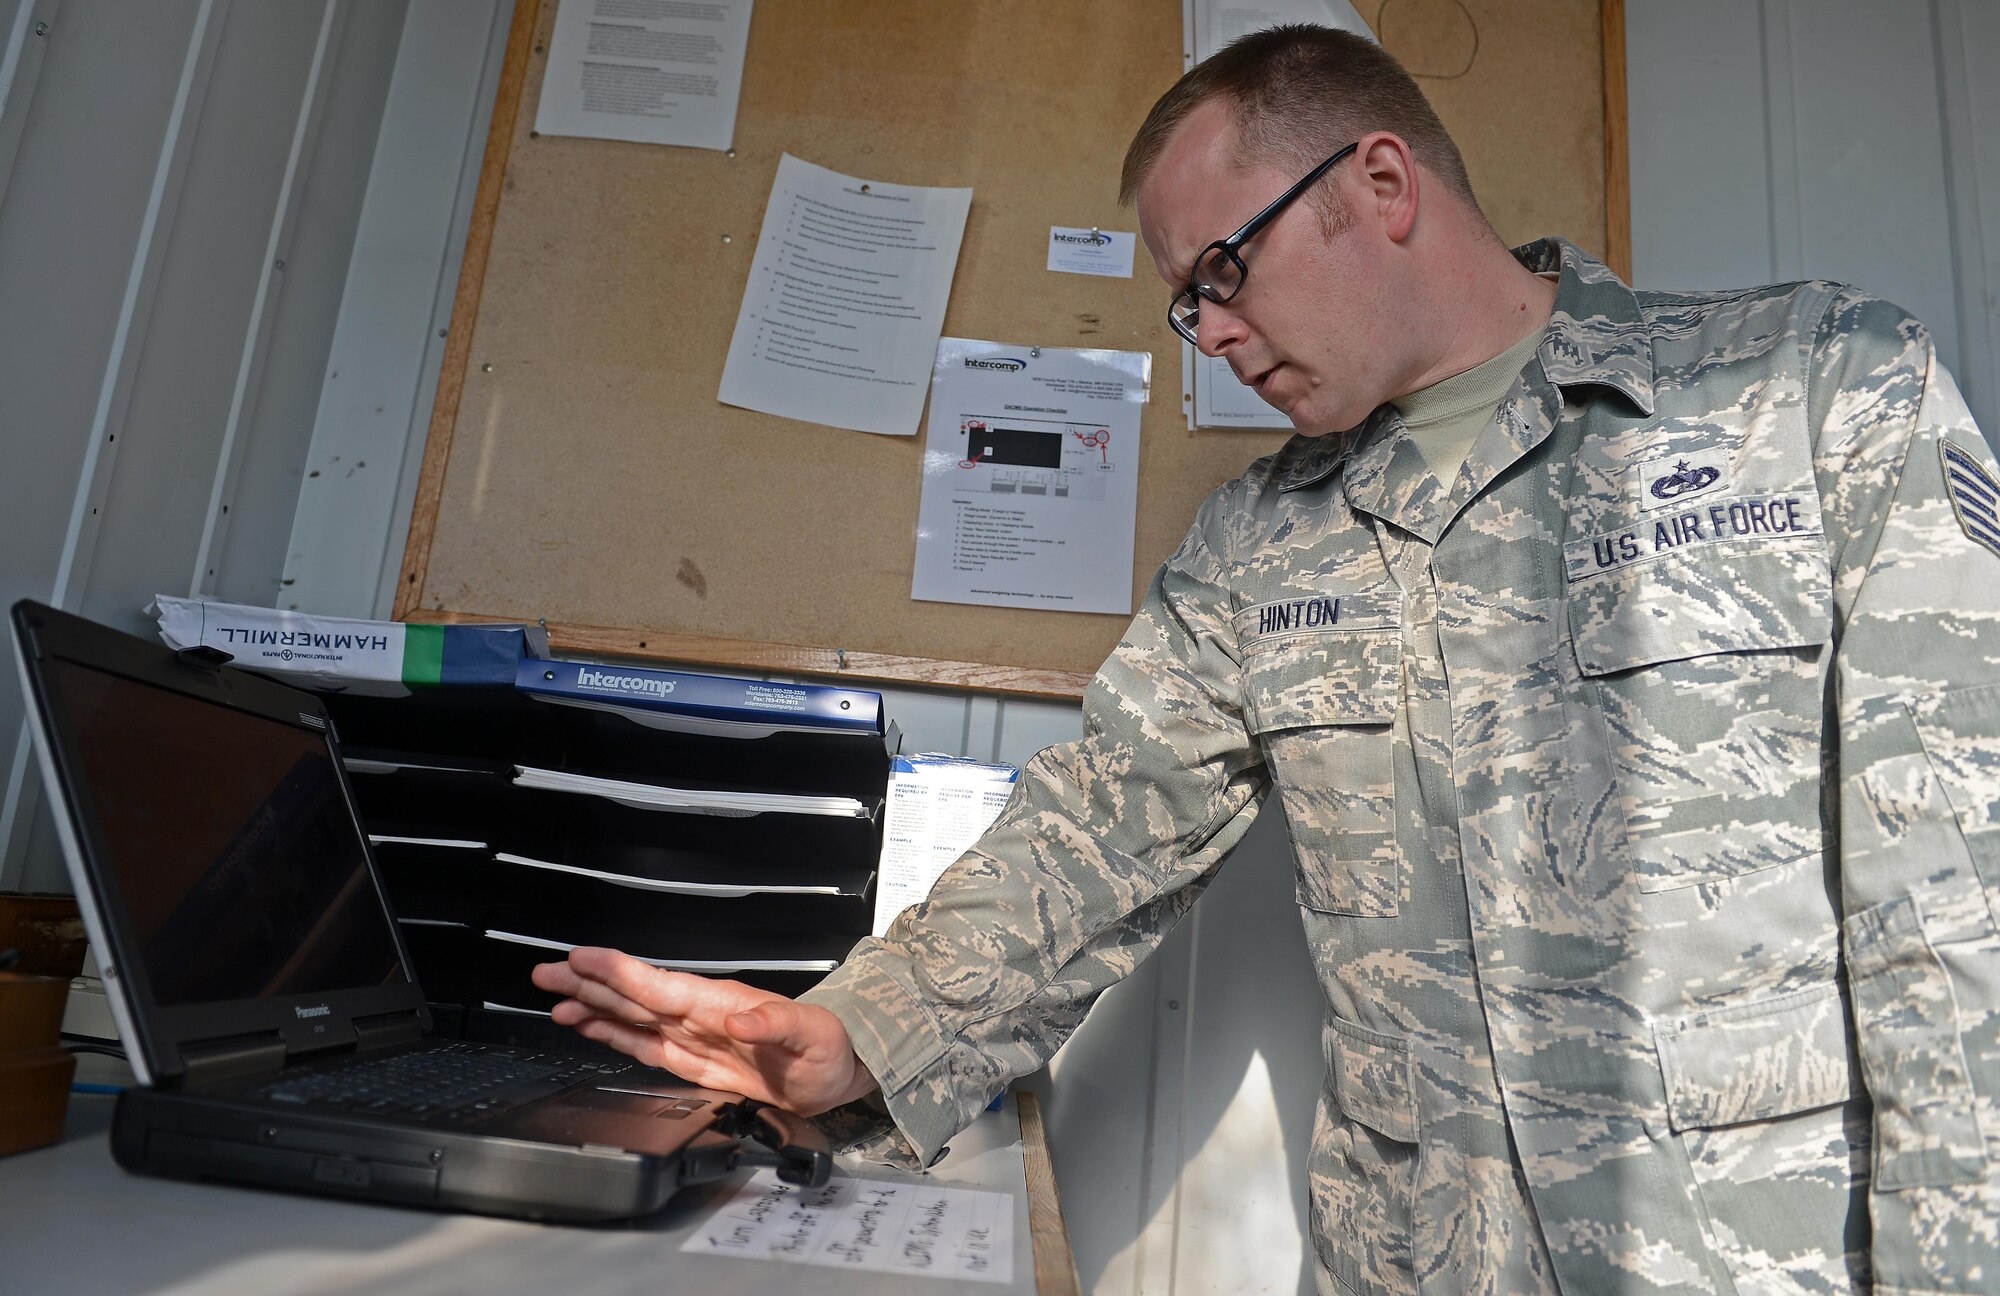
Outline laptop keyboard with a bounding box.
[244,1042,633,1126]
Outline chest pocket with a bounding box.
[1566,527,1833,891]
[1239,595,1403,917]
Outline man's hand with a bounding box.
[531,947,879,1116]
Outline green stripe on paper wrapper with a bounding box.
[401,624,445,685]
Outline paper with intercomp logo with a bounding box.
[683,1169,1015,1284]
[1046,226,1135,277]
[912,338,1148,615]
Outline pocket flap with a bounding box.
[1243,632,1399,732]
[1567,540,1831,676]
[1328,1015,1419,1143]
[1653,982,1855,1132]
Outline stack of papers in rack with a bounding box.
[484,930,840,974]
[513,766,870,819]
[368,834,486,850]
[492,852,851,899]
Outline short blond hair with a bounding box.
[1121,25,1479,221]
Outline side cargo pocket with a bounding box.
[1909,681,2000,930]
[1843,895,1986,1190]
[1654,982,1867,1287]
[1314,1014,1420,1296]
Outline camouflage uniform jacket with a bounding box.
[802,239,2000,1295]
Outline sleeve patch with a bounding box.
[1940,438,2000,560]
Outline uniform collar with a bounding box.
[1521,236,1656,417]
[1278,238,1656,497]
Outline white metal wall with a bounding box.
[0,0,423,892]
[1626,0,1999,437]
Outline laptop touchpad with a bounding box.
[495,1086,719,1150]
[569,1087,711,1119]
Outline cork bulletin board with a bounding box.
[396,0,1629,699]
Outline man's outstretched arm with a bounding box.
[531,947,880,1115]
[1816,290,2000,1291]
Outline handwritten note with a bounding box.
[683,1170,1014,1284]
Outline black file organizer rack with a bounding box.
[320,684,891,1055]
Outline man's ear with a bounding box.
[1357,132,1419,243]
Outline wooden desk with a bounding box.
[0,1090,1077,1295]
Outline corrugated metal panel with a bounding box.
[0,0,410,890]
[278,0,510,619]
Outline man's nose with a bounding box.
[1195,300,1248,357]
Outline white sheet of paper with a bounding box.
[533,0,753,150]
[912,339,1148,614]
[683,1170,1014,1285]
[1047,226,1135,278]
[718,154,972,435]
[873,755,1019,936]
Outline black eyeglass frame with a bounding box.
[1167,141,1360,346]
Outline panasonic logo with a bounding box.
[294,1004,331,1019]
[576,667,675,697]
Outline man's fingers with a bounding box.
[543,951,845,1106]
[531,960,586,998]
[567,947,714,1018]
[570,1015,669,1068]
[560,973,673,1027]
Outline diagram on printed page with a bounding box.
[912,338,1148,615]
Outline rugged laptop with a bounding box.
[10,599,829,1220]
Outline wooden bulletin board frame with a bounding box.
[395,0,1630,701]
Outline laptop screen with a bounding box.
[43,657,408,1007]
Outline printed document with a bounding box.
[873,755,1019,936]
[533,0,753,151]
[912,338,1148,614]
[718,154,972,435]
[684,1169,1014,1285]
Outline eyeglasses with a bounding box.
[1167,141,1359,346]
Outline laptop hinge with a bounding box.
[179,1032,288,1087]
[352,1009,424,1052]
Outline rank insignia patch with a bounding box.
[1941,438,2000,559]
[1636,451,1729,511]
